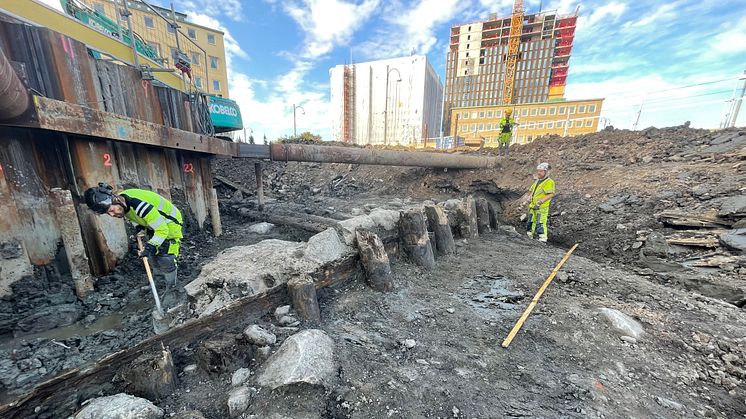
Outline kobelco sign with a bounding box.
[210,103,239,117]
[208,96,243,132]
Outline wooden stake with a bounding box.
[355,229,393,292]
[424,205,455,256]
[254,162,265,211]
[501,244,578,348]
[288,274,321,323]
[49,188,94,298]
[399,209,436,270]
[209,188,222,237]
[475,197,491,234]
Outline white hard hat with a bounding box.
[536,162,550,171]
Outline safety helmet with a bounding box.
[536,162,551,171]
[505,108,513,115]
[84,182,115,214]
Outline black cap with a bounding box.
[84,182,114,214]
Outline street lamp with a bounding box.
[383,66,401,145]
[293,104,305,138]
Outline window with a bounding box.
[479,111,485,118]
[568,120,574,128]
[207,34,216,45]
[212,80,221,91]
[191,53,200,65]
[195,77,202,88]
[557,121,564,128]
[588,104,596,113]
[522,108,528,116]
[548,106,556,115]
[467,35,471,40]
[470,123,477,131]
[167,24,175,34]
[585,119,593,127]
[559,106,566,115]
[478,123,484,131]
[569,106,576,114]
[487,111,493,118]
[486,123,492,130]
[471,112,477,119]
[578,105,586,113]
[210,56,219,69]
[547,121,554,128]
[537,122,544,129]
[496,110,502,117]
[146,41,160,56]
[530,108,537,116]
[539,107,546,115]
[528,121,535,129]
[463,112,470,119]
[93,3,105,15]
[170,47,178,61]
[144,16,154,28]
[188,28,197,39]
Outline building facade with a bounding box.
[450,98,604,146]
[329,55,443,146]
[443,9,577,136]
[80,0,230,97]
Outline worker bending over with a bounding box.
[526,163,555,243]
[84,183,183,289]
[498,108,516,156]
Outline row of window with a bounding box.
[458,118,594,132]
[460,103,597,120]
[146,42,221,70]
[193,77,222,92]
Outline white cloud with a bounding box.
[179,0,243,21]
[37,0,63,12]
[571,61,633,75]
[623,2,677,29]
[711,16,746,54]
[575,2,626,36]
[281,0,381,59]
[185,13,248,61]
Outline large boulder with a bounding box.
[338,210,400,245]
[721,229,746,253]
[718,196,746,218]
[74,393,163,419]
[257,329,336,390]
[304,228,349,264]
[599,308,644,340]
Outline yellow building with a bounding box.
[450,98,604,146]
[81,0,230,97]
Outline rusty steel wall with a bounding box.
[0,18,218,291]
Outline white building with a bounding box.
[330,55,443,146]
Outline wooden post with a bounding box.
[355,229,393,292]
[254,161,265,211]
[118,346,177,400]
[424,205,455,256]
[287,274,321,323]
[209,188,222,237]
[465,195,479,238]
[49,188,94,298]
[475,197,491,234]
[398,209,436,270]
[488,202,500,230]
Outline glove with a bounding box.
[139,242,157,260]
[532,203,541,210]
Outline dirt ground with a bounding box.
[1,126,745,417]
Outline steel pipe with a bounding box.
[0,45,29,120]
[269,143,497,169]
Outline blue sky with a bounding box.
[46,0,746,139]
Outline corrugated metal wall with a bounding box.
[0,19,218,291]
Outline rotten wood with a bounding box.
[116,346,176,400]
[255,162,266,211]
[399,209,435,270]
[658,211,732,229]
[355,229,393,291]
[424,205,455,256]
[288,274,321,324]
[238,209,338,234]
[209,188,222,237]
[667,236,720,248]
[49,188,94,298]
[214,175,254,197]
[475,197,491,234]
[488,202,500,230]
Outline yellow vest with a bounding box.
[529,178,555,209]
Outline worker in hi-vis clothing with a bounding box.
[84,183,183,289]
[526,163,555,242]
[498,108,516,156]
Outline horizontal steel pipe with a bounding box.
[269,143,497,169]
[0,45,29,120]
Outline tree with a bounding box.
[278,131,322,143]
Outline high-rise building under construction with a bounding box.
[443,8,578,136]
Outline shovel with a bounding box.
[136,235,169,334]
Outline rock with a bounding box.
[720,229,746,253]
[498,225,519,236]
[255,346,272,361]
[403,339,417,349]
[304,228,349,264]
[620,336,637,344]
[557,271,569,282]
[0,358,20,387]
[16,304,82,334]
[274,305,291,320]
[598,203,616,213]
[350,208,365,216]
[655,396,684,411]
[227,386,252,417]
[718,195,746,218]
[74,393,164,419]
[279,315,300,327]
[599,308,644,339]
[244,325,276,347]
[231,368,252,386]
[229,190,244,204]
[182,364,198,374]
[446,308,455,314]
[257,329,336,390]
[172,410,207,419]
[642,231,670,258]
[247,222,275,234]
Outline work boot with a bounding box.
[527,231,533,239]
[163,269,177,288]
[539,235,548,243]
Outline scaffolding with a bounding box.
[342,64,355,143]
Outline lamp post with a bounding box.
[293,103,305,138]
[383,66,401,145]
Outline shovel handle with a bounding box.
[136,234,164,316]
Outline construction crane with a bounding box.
[501,0,524,106]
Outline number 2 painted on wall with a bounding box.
[183,163,194,173]
[103,153,112,167]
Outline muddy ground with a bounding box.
[1,126,745,417]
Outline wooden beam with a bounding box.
[4,96,238,156]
